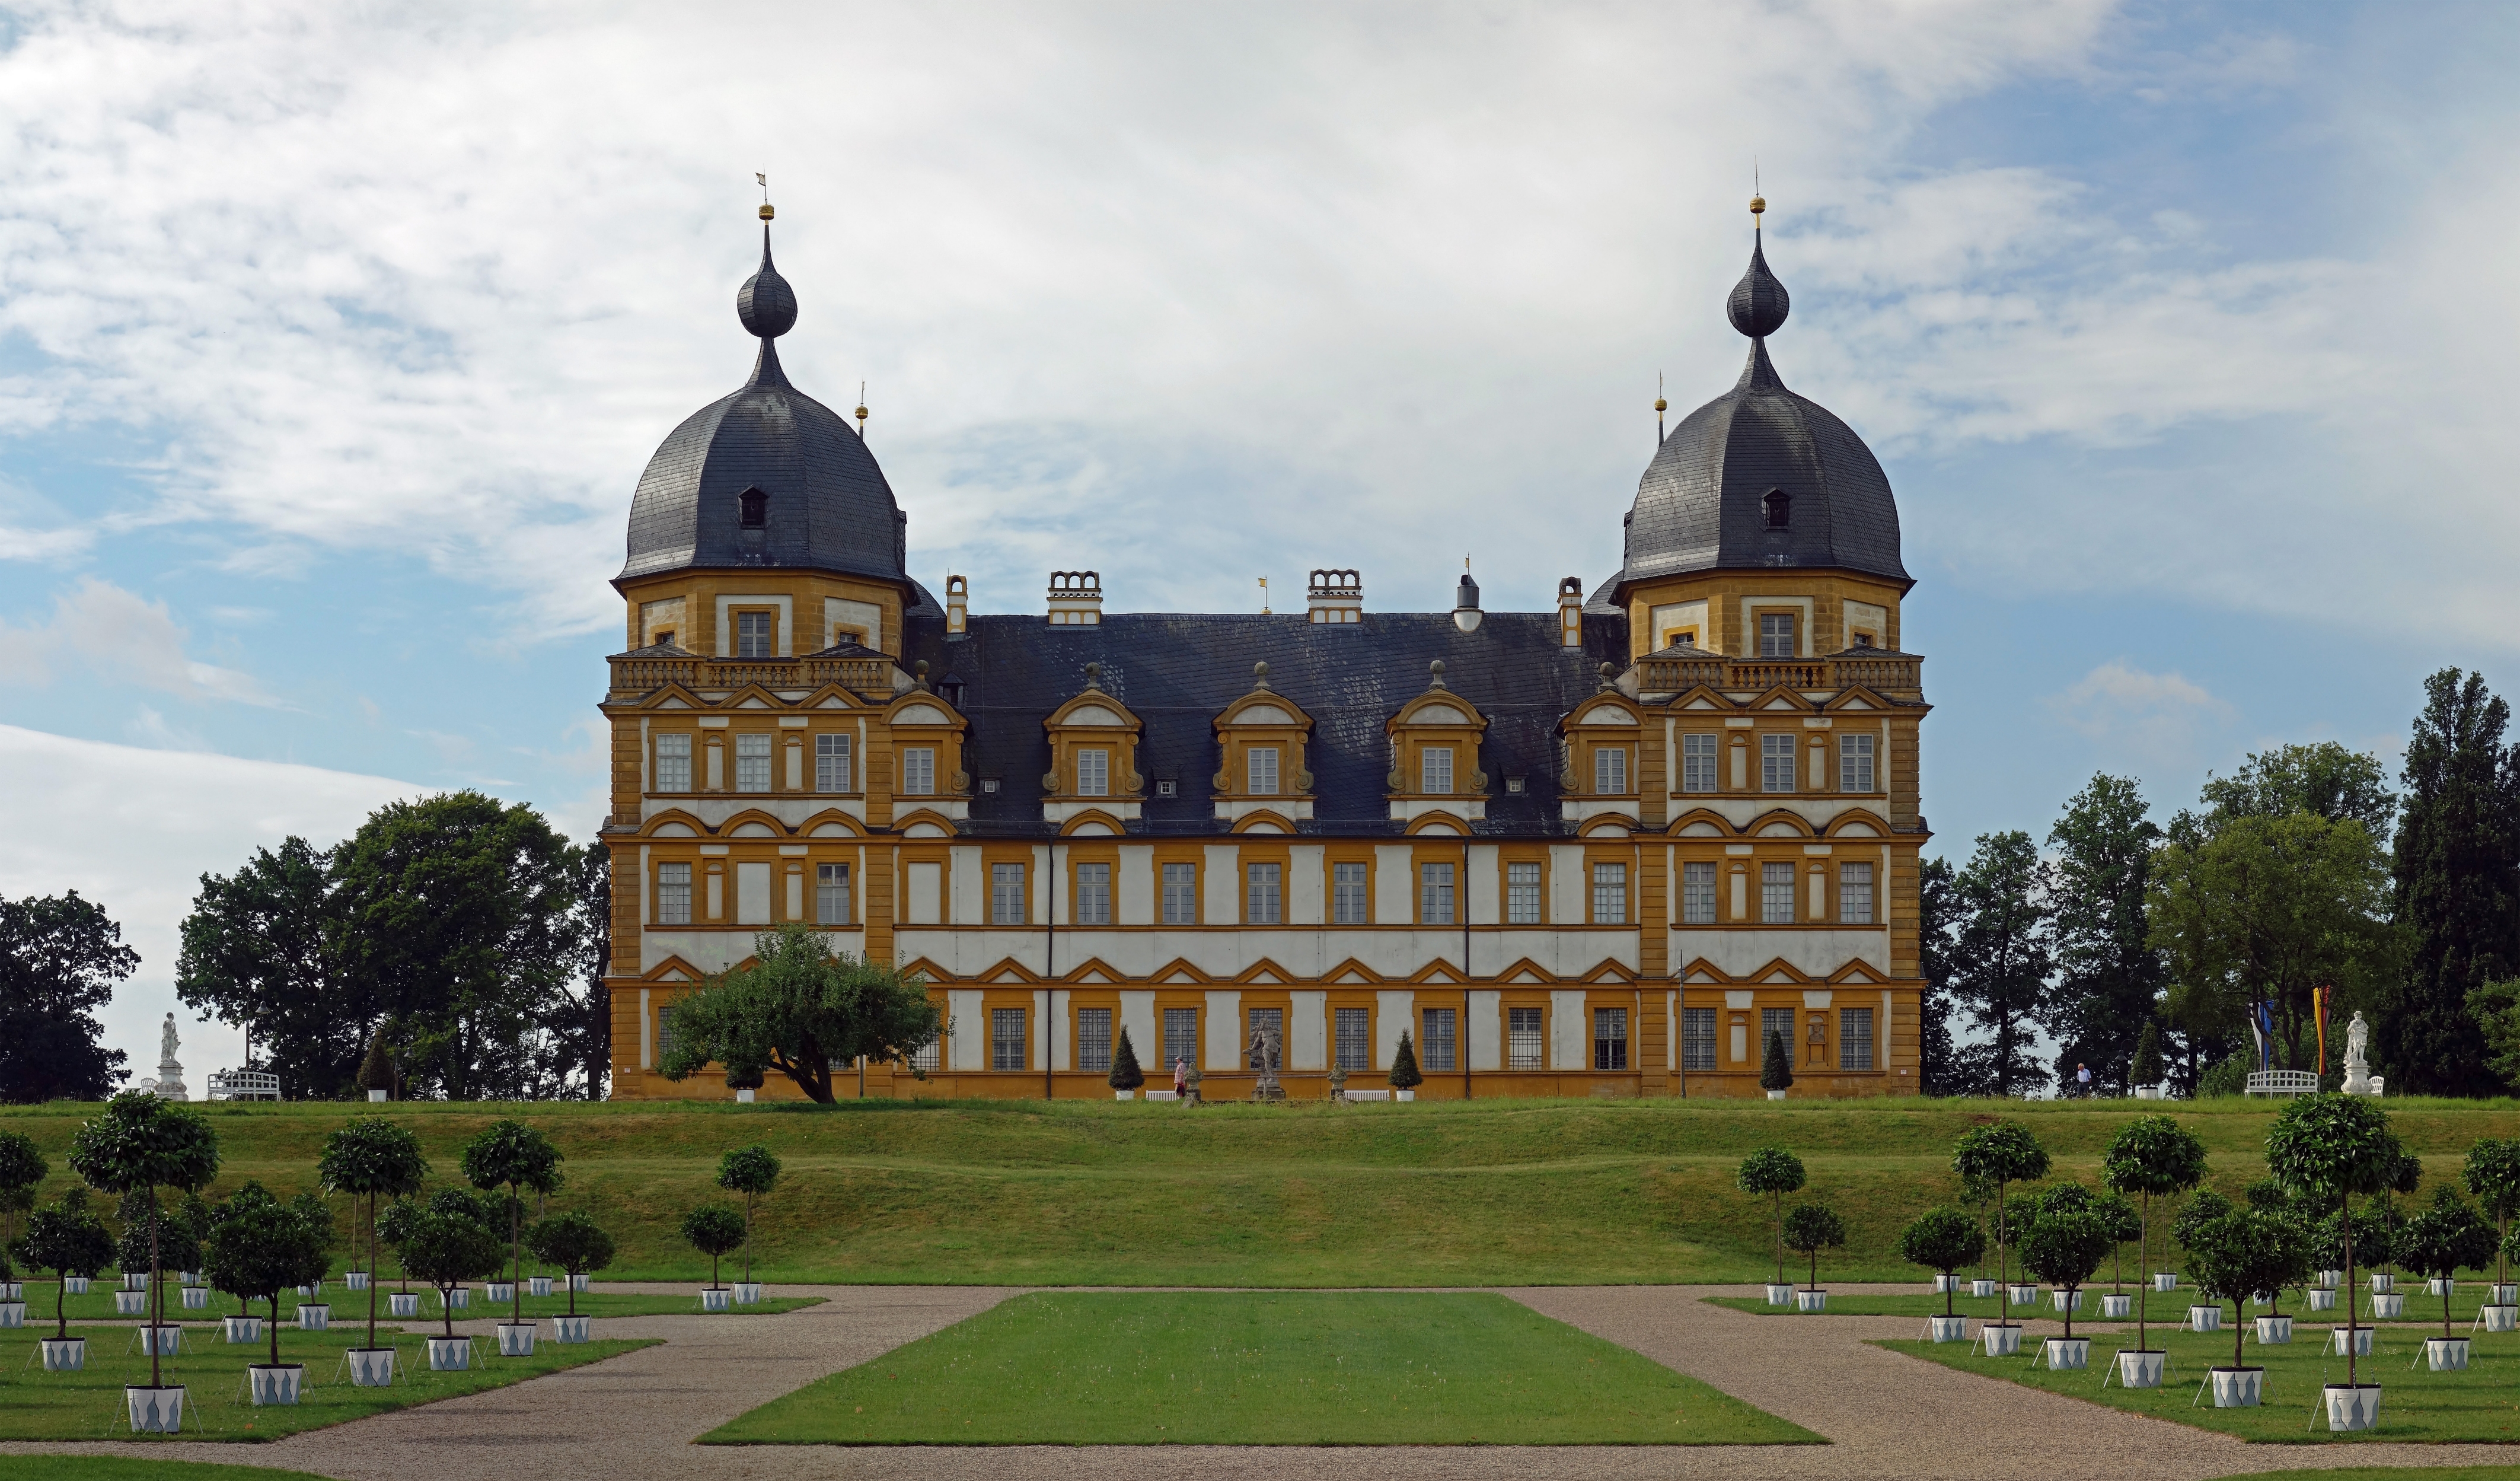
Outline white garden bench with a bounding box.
[207,1070,282,1101]
[2244,1071,2320,1098]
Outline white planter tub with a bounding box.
[224,1315,263,1343]
[2316,1269,2341,1289]
[2324,1384,2381,1432]
[248,1363,304,1405]
[345,1347,395,1386]
[63,1276,89,1295]
[2482,1304,2519,1332]
[123,1272,149,1291]
[2307,1288,2337,1311]
[369,1088,389,1102]
[2209,1367,2263,1407]
[2051,1288,2082,1313]
[2189,1305,2222,1332]
[139,1323,181,1355]
[1114,1090,1135,1101]
[2007,1284,2039,1307]
[2043,1337,2089,1370]
[735,1088,755,1103]
[0,1301,23,1329]
[2134,1085,2162,1099]
[1764,1283,1793,1306]
[2256,1314,2293,1344]
[42,1336,86,1371]
[181,1286,209,1310]
[1765,1089,1787,1100]
[733,1282,763,1305]
[530,1276,554,1298]
[2369,1272,2394,1294]
[496,1321,536,1356]
[2152,1272,2177,1293]
[700,1286,732,1312]
[297,1304,330,1332]
[1795,1288,1827,1313]
[344,1271,370,1291]
[551,1314,592,1343]
[1933,1273,1961,1294]
[2331,1325,2374,1356]
[296,1282,321,1298]
[2370,1292,2405,1318]
[178,1271,200,1288]
[114,1290,146,1316]
[439,1288,469,1311]
[125,1384,185,1434]
[571,1273,590,1293]
[484,1282,515,1304]
[1981,1321,2022,1357]
[2493,1283,2519,1305]
[1970,1279,1998,1298]
[2116,1349,2164,1388]
[0,1281,17,1298]
[2426,1336,2471,1371]
[428,1336,471,1371]
[1927,1314,1967,1343]
[2428,1277,2455,1297]
[2100,1294,2133,1318]
[389,1292,420,1317]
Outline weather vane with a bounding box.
[1258,576,1269,614]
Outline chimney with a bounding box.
[1452,571,1483,633]
[1048,571,1103,626]
[1306,568,1362,625]
[945,574,968,639]
[1558,577,1585,649]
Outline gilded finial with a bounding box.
[1750,159,1763,227]
[757,171,774,221]
[855,380,868,438]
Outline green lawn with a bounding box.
[0,1325,652,1441]
[6,1095,2519,1285]
[707,1291,1817,1445]
[0,1461,338,1481]
[7,1283,818,1326]
[1706,1288,2518,1326]
[1880,1323,2520,1443]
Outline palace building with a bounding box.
[601,196,1931,1100]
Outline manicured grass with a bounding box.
[7,1096,2520,1285]
[1880,1322,2520,1443]
[0,1460,339,1481]
[0,1324,652,1441]
[707,1291,1817,1445]
[7,1283,817,1325]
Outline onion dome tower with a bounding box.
[1610,198,1907,604]
[618,206,909,584]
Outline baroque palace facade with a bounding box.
[602,197,1931,1100]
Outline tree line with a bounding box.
[1921,667,2520,1098]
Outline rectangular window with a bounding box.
[1332,862,1369,925]
[1248,747,1279,795]
[734,733,771,792]
[990,862,1026,925]
[990,1008,1026,1071]
[655,732,691,791]
[1420,746,1453,794]
[815,733,852,792]
[1681,733,1718,792]
[735,610,774,659]
[1245,862,1282,925]
[656,1005,675,1062]
[1760,733,1796,793]
[1761,1007,1795,1060]
[1074,862,1111,926]
[1162,1007,1199,1073]
[1759,612,1795,658]
[1076,748,1108,797]
[1247,1007,1283,1069]
[1679,861,1716,925]
[1506,861,1543,924]
[1839,862,1875,924]
[1682,1007,1718,1072]
[1077,1008,1112,1073]
[1507,1007,1544,1070]
[1420,862,1456,925]
[1334,1007,1371,1072]
[1162,863,1198,925]
[1762,862,1795,923]
[1421,1008,1457,1072]
[656,862,692,925]
[910,1031,940,1073]
[815,863,851,926]
[1840,1008,1875,1071]
[1839,733,1875,792]
[1593,747,1628,795]
[900,747,936,796]
[1591,862,1628,924]
[1594,1007,1629,1070]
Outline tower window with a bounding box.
[1762,489,1789,528]
[738,487,767,529]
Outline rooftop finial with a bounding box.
[1253,660,1271,691]
[737,186,797,341]
[1750,159,1763,228]
[1428,658,1447,690]
[1083,661,1103,692]
[1726,187,1789,341]
[757,171,773,221]
[855,381,868,440]
[1655,371,1667,442]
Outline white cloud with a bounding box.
[2045,657,2234,766]
[0,723,422,1087]
[0,525,94,561]
[0,577,277,705]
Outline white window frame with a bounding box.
[1507,1007,1544,1070]
[1761,862,1795,924]
[901,747,936,797]
[1076,748,1109,798]
[1248,747,1280,795]
[735,732,772,792]
[656,862,692,925]
[1760,734,1795,793]
[815,862,851,926]
[1591,862,1628,924]
[815,733,852,793]
[1680,734,1717,793]
[1505,861,1542,925]
[1682,861,1716,925]
[1420,746,1453,795]
[1593,747,1628,795]
[990,862,1026,926]
[1245,862,1282,925]
[1420,861,1456,925]
[1074,862,1112,926]
[1162,862,1198,925]
[655,732,691,792]
[1839,862,1875,924]
[735,610,774,660]
[1332,861,1369,925]
[1839,733,1876,793]
[1758,612,1794,658]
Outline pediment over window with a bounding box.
[1214,665,1315,802]
[1044,664,1144,804]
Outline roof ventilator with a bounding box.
[1306,569,1362,625]
[1048,571,1103,626]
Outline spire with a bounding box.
[1726,192,1789,340]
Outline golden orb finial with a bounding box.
[759,202,776,221]
[1749,194,1765,222]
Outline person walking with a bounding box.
[1173,1057,1188,1098]
[2075,1063,2092,1098]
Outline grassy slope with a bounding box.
[707,1291,1816,1445]
[5,1097,2518,1286]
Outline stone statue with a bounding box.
[161,1014,180,1063]
[153,1012,188,1101]
[1248,1025,1284,1103]
[2342,1011,2374,1095]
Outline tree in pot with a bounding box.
[2265,1092,2404,1398]
[683,1203,748,1292]
[1953,1122,2050,1335]
[2102,1113,2207,1359]
[398,1205,505,1340]
[2173,1189,2236,1318]
[716,1144,781,1288]
[66,1091,220,1397]
[2018,1205,2114,1342]
[116,1192,199,1308]
[1389,1031,1422,1096]
[1781,1203,1845,1298]
[356,1031,397,1101]
[1897,1207,1986,1318]
[2096,1192,2143,1296]
[12,1189,112,1339]
[202,1186,330,1371]
[459,1119,564,1328]
[2187,1206,2309,1380]
[1759,1030,1793,1097]
[723,1039,768,1100]
[525,1210,616,1319]
[2460,1138,2520,1299]
[2130,1019,2165,1095]
[2372,1148,2425,1284]
[2314,1206,2390,1294]
[377,1196,422,1297]
[2398,1187,2496,1340]
[1109,1027,1145,1096]
[317,1117,428,1353]
[1737,1148,1806,1294]
[0,1130,46,1252]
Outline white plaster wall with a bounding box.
[1204,990,1242,1070]
[1288,990,1327,1070]
[1549,846,1586,923]
[1467,845,1500,925]
[947,989,985,1070]
[1050,989,1071,1071]
[736,862,772,925]
[642,797,867,827]
[949,851,983,926]
[1118,846,1155,926]
[1376,990,1415,1070]
[1467,989,1501,1070]
[643,929,867,975]
[1203,845,1242,925]
[1118,990,1157,1071]
[1288,845,1325,925]
[1374,845,1414,923]
[1031,989,1050,1072]
[905,862,943,925]
[1672,928,1891,979]
[1550,989,1588,1069]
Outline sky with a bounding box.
[2,0,2516,1085]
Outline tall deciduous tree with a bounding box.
[176,837,359,1098]
[2187,742,2398,847]
[1941,833,2053,1099]
[552,842,613,1100]
[2392,669,2520,1094]
[1916,856,1960,1096]
[659,925,940,1103]
[2046,775,2165,1095]
[0,891,135,1102]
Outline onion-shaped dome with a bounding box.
[620,222,907,584]
[1611,225,1906,600]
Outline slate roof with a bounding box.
[897,610,1632,837]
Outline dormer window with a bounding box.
[738,486,768,529]
[1763,489,1790,528]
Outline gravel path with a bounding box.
[3,1283,2512,1481]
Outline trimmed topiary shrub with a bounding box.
[1389,1031,1422,1091]
[1759,1030,1793,1093]
[1781,1203,1846,1291]
[1109,1027,1146,1091]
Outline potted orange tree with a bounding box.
[2186,1204,2308,1407]
[1781,1203,1845,1313]
[684,1203,748,1311]
[2019,1202,2112,1371]
[14,1190,111,1371]
[526,1210,616,1343]
[2398,1188,2496,1372]
[2267,1093,2403,1433]
[1737,1148,1806,1307]
[2102,1114,2206,1388]
[1897,1207,1985,1342]
[1953,1122,2049,1357]
[68,1093,219,1434]
[716,1144,780,1304]
[318,1117,428,1387]
[203,1187,331,1406]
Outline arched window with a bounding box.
[1762,489,1790,529]
[738,487,768,529]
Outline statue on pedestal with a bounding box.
[2340,1011,2374,1095]
[153,1013,189,1101]
[1248,1024,1284,1103]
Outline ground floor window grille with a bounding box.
[1840,1008,1875,1071]
[1682,1008,1717,1071]
[1507,1007,1543,1069]
[1761,1008,1795,1060]
[656,1006,676,1063]
[1077,1008,1113,1072]
[1593,1008,1629,1070]
[991,1008,1027,1071]
[1334,1007,1371,1072]
[911,1032,941,1073]
[1162,1008,1199,1074]
[1248,1007,1283,1068]
[1421,1008,1457,1072]
[815,864,851,925]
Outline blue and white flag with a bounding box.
[2253,1001,2275,1070]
